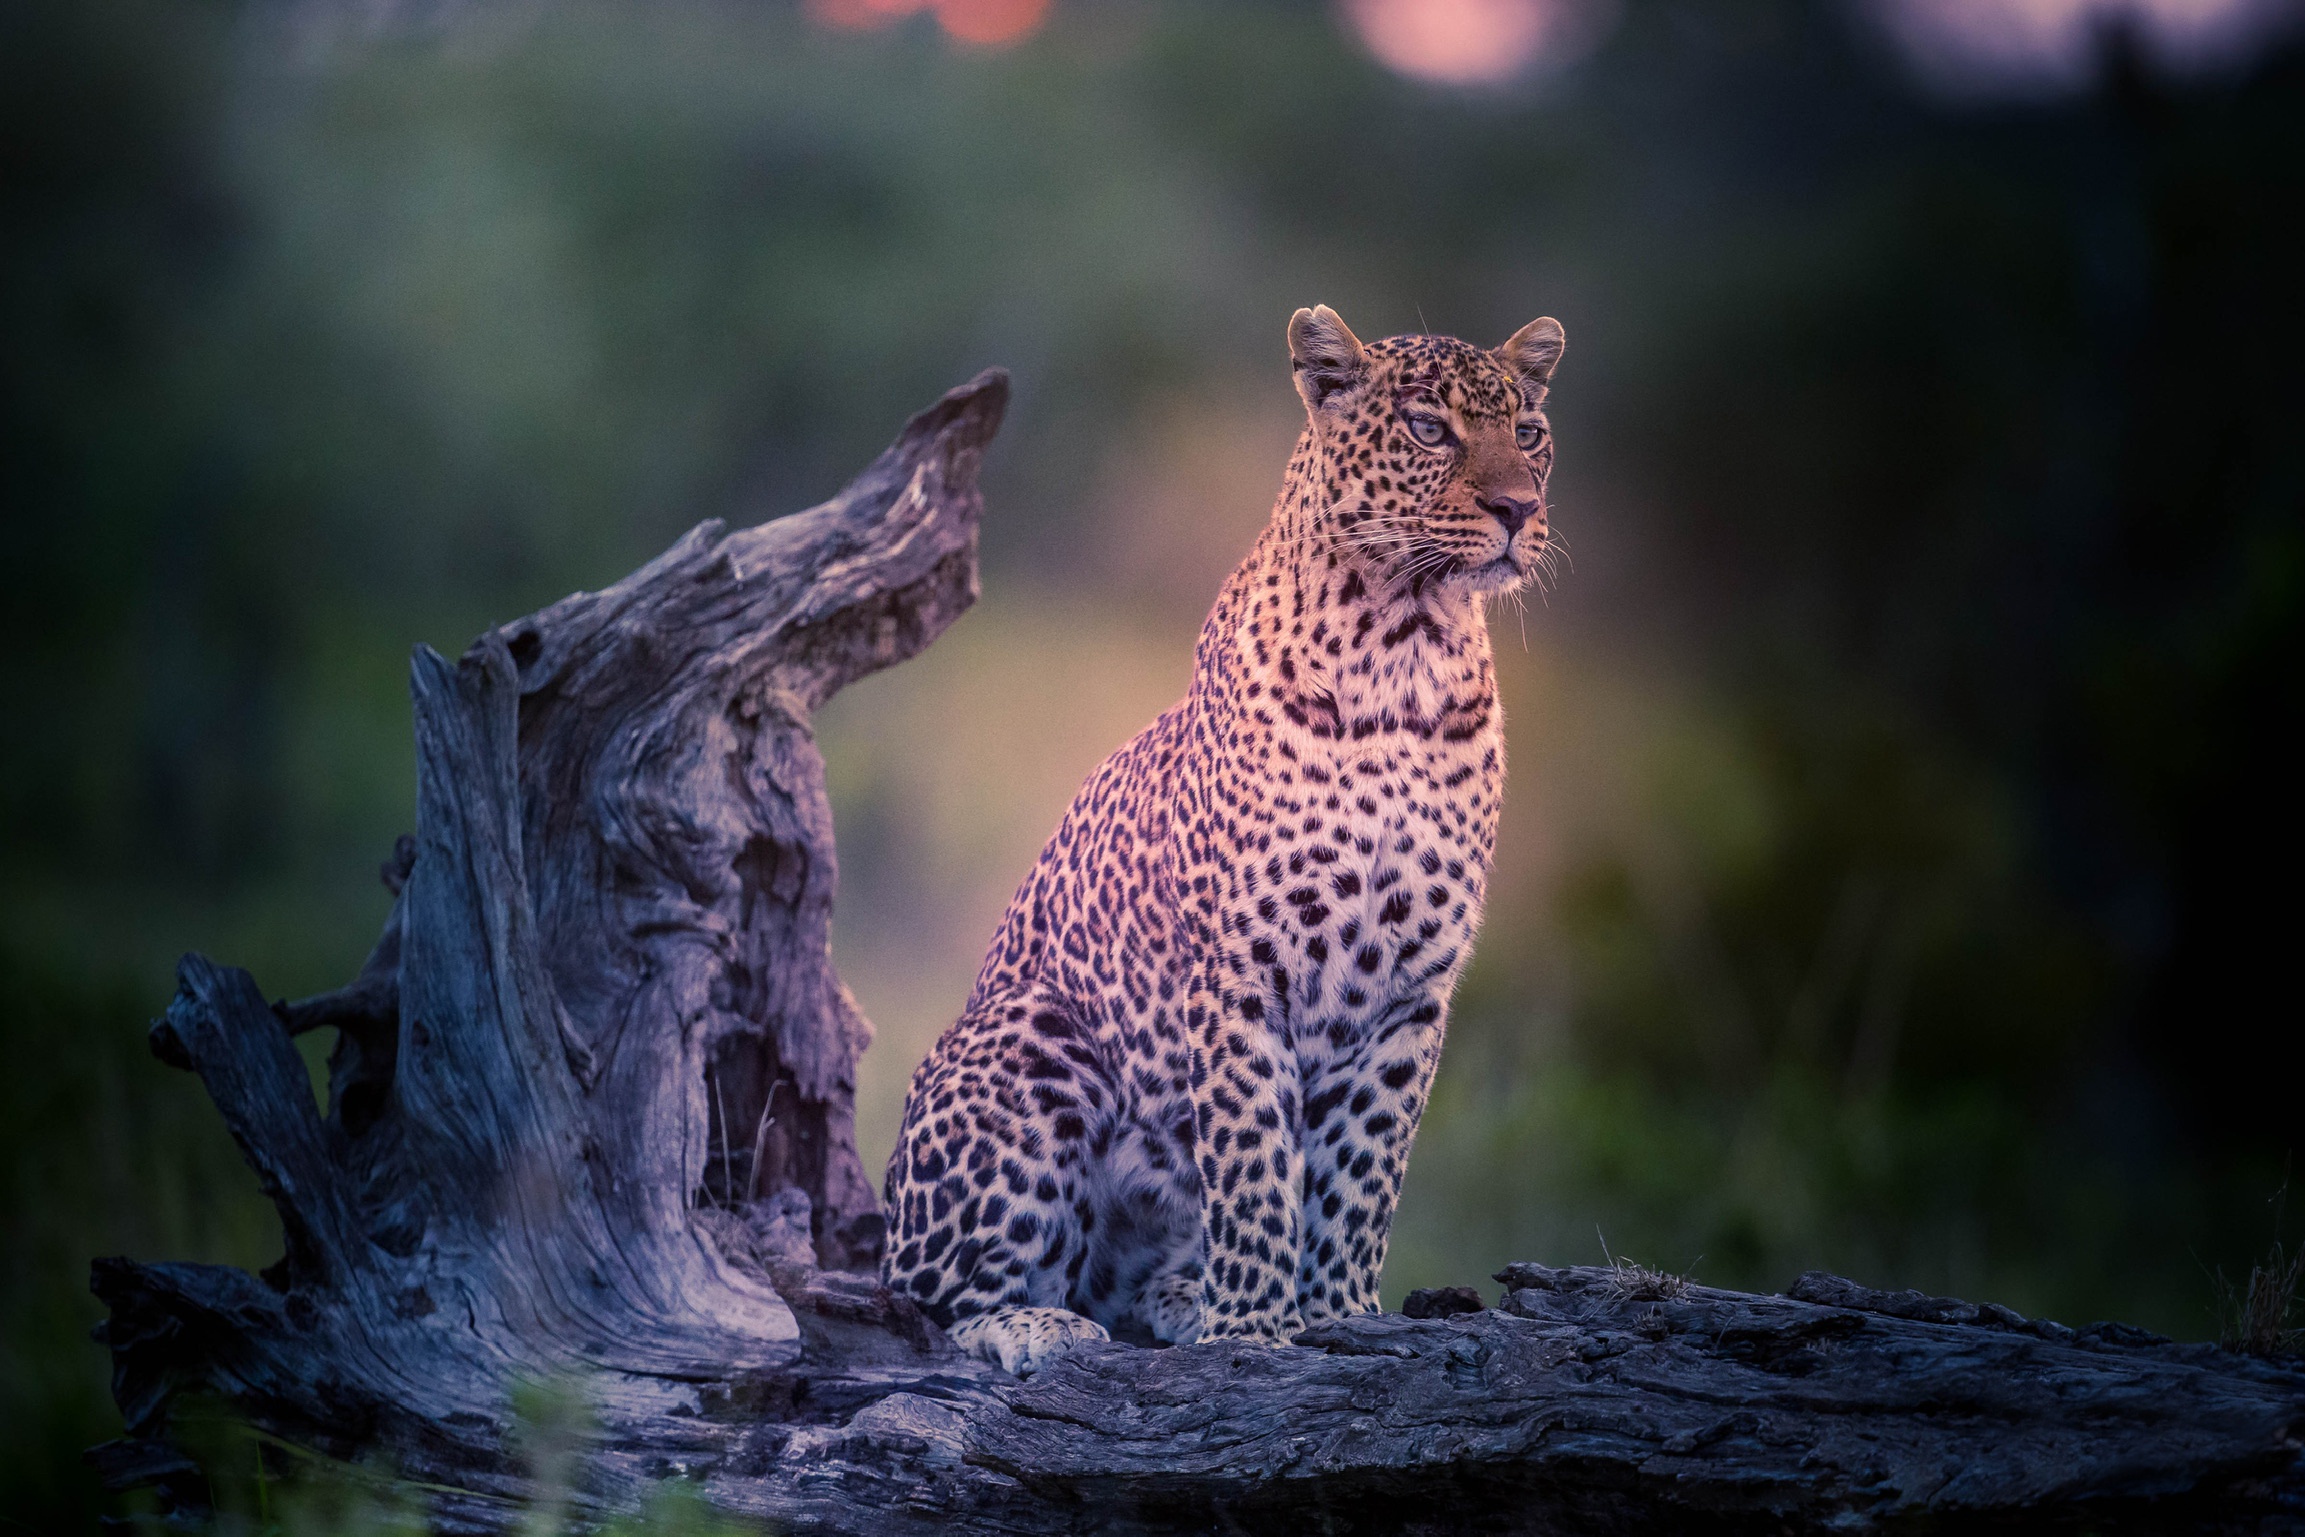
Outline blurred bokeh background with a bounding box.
[5,0,2301,1523]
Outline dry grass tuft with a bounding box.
[2217,1240,2305,1357]
[1594,1229,1692,1303]
[1598,1257,1692,1304]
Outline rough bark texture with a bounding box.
[92,372,2305,1534]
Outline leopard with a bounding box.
[881,304,1566,1376]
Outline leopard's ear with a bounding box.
[1289,305,1367,412]
[1500,316,1566,393]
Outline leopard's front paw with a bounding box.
[947,1307,1110,1377]
[1147,1272,1206,1346]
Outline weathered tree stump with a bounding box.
[91,373,2305,1534]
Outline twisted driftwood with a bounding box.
[92,373,2305,1533]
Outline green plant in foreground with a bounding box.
[125,1384,768,1536]
[130,1400,429,1537]
[506,1374,768,1537]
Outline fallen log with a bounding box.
[90,372,2305,1534]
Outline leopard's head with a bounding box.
[1287,305,1565,598]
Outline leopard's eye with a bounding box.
[1517,422,1547,451]
[1406,415,1449,448]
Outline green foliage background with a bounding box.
[4,0,2300,1526]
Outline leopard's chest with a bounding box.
[1213,721,1500,1060]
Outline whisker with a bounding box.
[1491,585,1530,650]
[1397,550,1445,589]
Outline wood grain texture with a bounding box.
[90,369,2305,1534]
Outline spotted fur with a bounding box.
[882,306,1566,1374]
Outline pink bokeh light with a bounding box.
[806,0,1051,48]
[1336,0,1617,87]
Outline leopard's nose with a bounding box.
[1477,493,1541,538]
